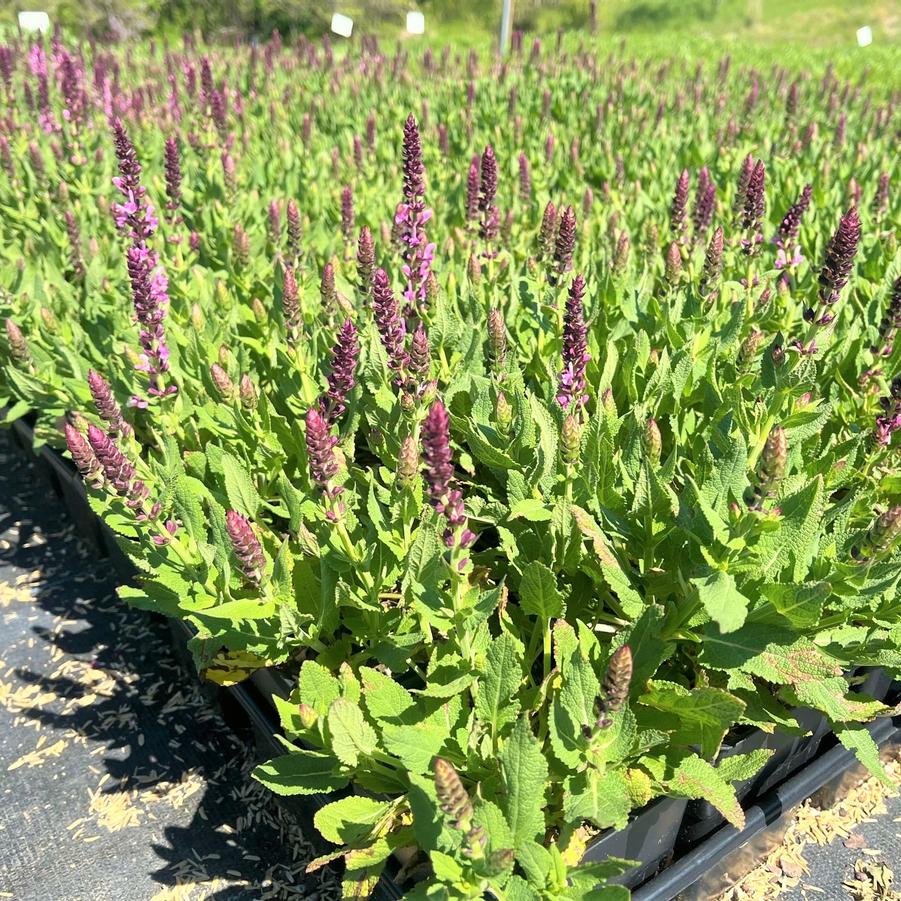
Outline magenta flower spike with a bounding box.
[557,274,590,411]
[305,406,344,515]
[395,114,435,317]
[64,422,101,482]
[372,268,408,381]
[88,369,131,437]
[319,318,359,423]
[225,510,266,585]
[477,145,499,252]
[421,400,476,551]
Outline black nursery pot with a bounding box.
[581,797,688,888]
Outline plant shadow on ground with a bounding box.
[0,430,339,900]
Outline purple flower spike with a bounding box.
[395,114,435,317]
[741,160,766,254]
[88,369,130,437]
[778,184,813,245]
[421,400,476,551]
[65,423,100,482]
[692,167,716,237]
[465,154,480,223]
[164,136,182,222]
[357,226,375,297]
[518,152,532,205]
[305,407,343,514]
[86,424,148,512]
[320,318,359,423]
[112,119,157,244]
[551,205,576,286]
[372,268,408,381]
[874,276,901,357]
[816,207,861,309]
[225,510,266,586]
[557,274,590,411]
[126,244,175,403]
[341,184,355,242]
[670,169,689,240]
[539,201,557,259]
[478,145,499,252]
[875,377,901,448]
[733,153,754,220]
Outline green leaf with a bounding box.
[563,769,631,830]
[835,723,894,787]
[475,633,523,736]
[691,570,751,634]
[638,681,745,759]
[360,666,416,723]
[327,698,377,766]
[715,749,773,784]
[664,754,744,828]
[253,750,349,796]
[382,698,461,775]
[300,660,342,717]
[221,451,262,517]
[500,718,549,847]
[699,624,841,688]
[509,498,554,522]
[314,796,393,845]
[519,560,565,620]
[550,654,599,767]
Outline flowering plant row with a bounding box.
[1,29,900,900]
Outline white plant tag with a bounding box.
[331,13,354,38]
[18,11,51,33]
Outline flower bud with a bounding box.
[5,319,30,364]
[396,434,419,489]
[643,417,662,465]
[434,757,474,832]
[865,506,901,556]
[488,308,506,374]
[467,252,482,284]
[495,391,513,433]
[664,241,682,285]
[755,425,787,503]
[225,509,266,586]
[298,703,318,729]
[737,330,764,370]
[210,363,236,400]
[239,374,258,410]
[562,414,581,467]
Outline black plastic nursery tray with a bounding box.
[6,415,901,901]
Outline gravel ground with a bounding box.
[0,429,339,901]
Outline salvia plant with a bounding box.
[1,27,900,901]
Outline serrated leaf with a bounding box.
[500,718,549,847]
[328,698,377,766]
[715,748,773,784]
[475,633,522,736]
[253,750,349,796]
[519,560,565,620]
[664,754,744,828]
[300,660,342,717]
[221,451,262,517]
[563,769,631,830]
[638,681,745,759]
[314,796,393,845]
[692,570,750,633]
